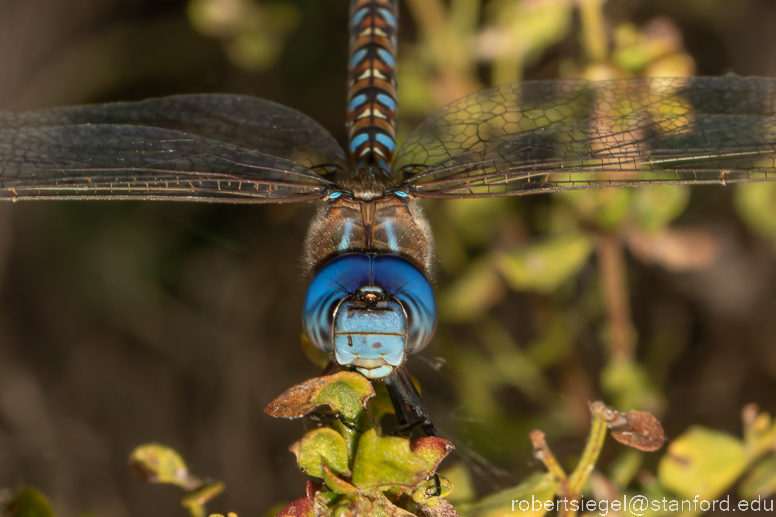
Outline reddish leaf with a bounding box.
[276,495,314,517]
[264,372,374,421]
[411,437,455,475]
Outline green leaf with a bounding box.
[612,23,653,72]
[456,472,554,517]
[600,358,664,414]
[438,258,506,321]
[411,476,453,507]
[316,490,339,506]
[559,189,633,230]
[330,495,377,517]
[525,319,573,369]
[494,233,592,292]
[735,182,776,247]
[658,426,747,500]
[321,463,358,495]
[180,481,224,508]
[478,321,554,403]
[290,428,350,479]
[264,372,375,424]
[443,198,512,247]
[128,443,196,490]
[395,56,435,118]
[317,380,375,424]
[351,429,429,490]
[487,0,573,85]
[187,0,300,71]
[741,456,776,499]
[631,185,689,232]
[367,381,396,425]
[2,486,55,517]
[607,449,643,489]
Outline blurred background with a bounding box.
[2,0,776,515]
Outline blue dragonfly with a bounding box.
[2,0,776,435]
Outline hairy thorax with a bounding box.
[302,194,435,279]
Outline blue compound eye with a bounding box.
[302,254,371,354]
[302,253,437,379]
[371,255,436,354]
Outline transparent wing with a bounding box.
[0,94,346,202]
[394,76,776,197]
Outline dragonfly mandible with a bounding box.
[1,0,776,436]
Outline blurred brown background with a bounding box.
[2,0,776,515]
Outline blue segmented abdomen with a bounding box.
[302,253,437,379]
[346,0,399,177]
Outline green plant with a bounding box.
[264,372,456,517]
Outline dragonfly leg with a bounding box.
[382,365,437,437]
[428,473,441,497]
[332,413,359,430]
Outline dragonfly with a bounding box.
[2,0,776,436]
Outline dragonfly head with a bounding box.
[331,285,406,379]
[302,253,437,380]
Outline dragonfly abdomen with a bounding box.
[346,0,399,177]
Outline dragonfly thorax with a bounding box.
[301,193,435,279]
[302,253,437,379]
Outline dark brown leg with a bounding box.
[382,365,437,436]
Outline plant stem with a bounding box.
[531,404,609,517]
[596,232,635,362]
[562,404,608,517]
[404,0,450,66]
[450,0,481,43]
[404,0,479,104]
[577,0,608,63]
[530,430,568,485]
[186,504,204,517]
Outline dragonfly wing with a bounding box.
[394,76,776,197]
[1,94,348,171]
[0,124,336,202]
[0,94,347,202]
